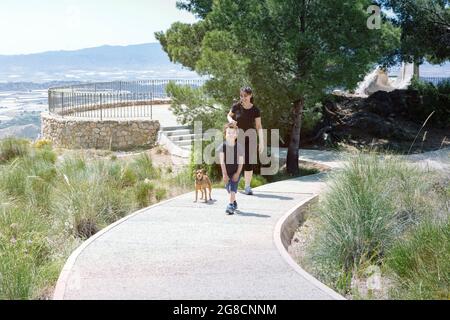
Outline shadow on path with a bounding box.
[247,193,294,200]
[235,210,271,218]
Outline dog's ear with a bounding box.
[201,169,206,174]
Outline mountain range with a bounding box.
[0,42,191,74]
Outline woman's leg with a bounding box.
[244,170,253,188]
[244,136,253,189]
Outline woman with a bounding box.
[227,86,264,195]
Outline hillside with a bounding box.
[0,43,201,83]
[0,43,178,72]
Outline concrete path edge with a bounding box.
[272,193,346,300]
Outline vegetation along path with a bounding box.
[53,148,449,299]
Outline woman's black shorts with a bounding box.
[243,136,257,172]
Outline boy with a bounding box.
[217,123,244,215]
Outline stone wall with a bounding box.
[41,112,160,151]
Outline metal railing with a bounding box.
[48,79,205,119]
[419,76,450,85]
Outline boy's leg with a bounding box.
[230,176,239,203]
[230,191,236,203]
[225,177,236,214]
[225,178,231,193]
[228,176,236,203]
[225,176,234,204]
[227,185,237,215]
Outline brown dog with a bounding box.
[194,169,212,203]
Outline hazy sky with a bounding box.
[0,0,198,55]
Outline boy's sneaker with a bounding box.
[225,203,235,215]
[244,186,253,195]
[233,201,238,210]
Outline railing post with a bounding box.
[48,90,52,114]
[61,92,64,118]
[100,93,103,121]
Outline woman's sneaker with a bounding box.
[226,203,235,215]
[244,186,253,195]
[233,201,238,210]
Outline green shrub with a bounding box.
[302,102,323,133]
[51,174,102,239]
[0,137,30,163]
[0,239,37,299]
[155,188,167,201]
[134,181,155,207]
[166,81,225,130]
[25,175,54,214]
[58,155,86,178]
[308,152,432,293]
[408,78,450,128]
[120,165,138,187]
[0,145,186,299]
[33,138,53,150]
[238,174,267,189]
[129,153,159,180]
[105,161,123,185]
[0,145,59,212]
[53,158,138,239]
[0,198,50,299]
[98,184,135,225]
[33,147,57,165]
[265,166,320,183]
[0,159,28,197]
[386,217,450,300]
[172,167,194,189]
[437,79,450,95]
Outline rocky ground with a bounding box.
[302,90,449,153]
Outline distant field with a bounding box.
[0,89,47,140]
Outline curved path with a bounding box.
[53,173,343,300]
[53,148,449,300]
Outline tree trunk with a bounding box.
[413,62,420,78]
[286,97,304,175]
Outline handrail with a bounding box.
[48,79,205,119]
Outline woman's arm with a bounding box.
[255,117,264,153]
[227,110,237,124]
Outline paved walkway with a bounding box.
[278,147,450,171]
[54,173,341,300]
[54,147,449,300]
[405,148,450,172]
